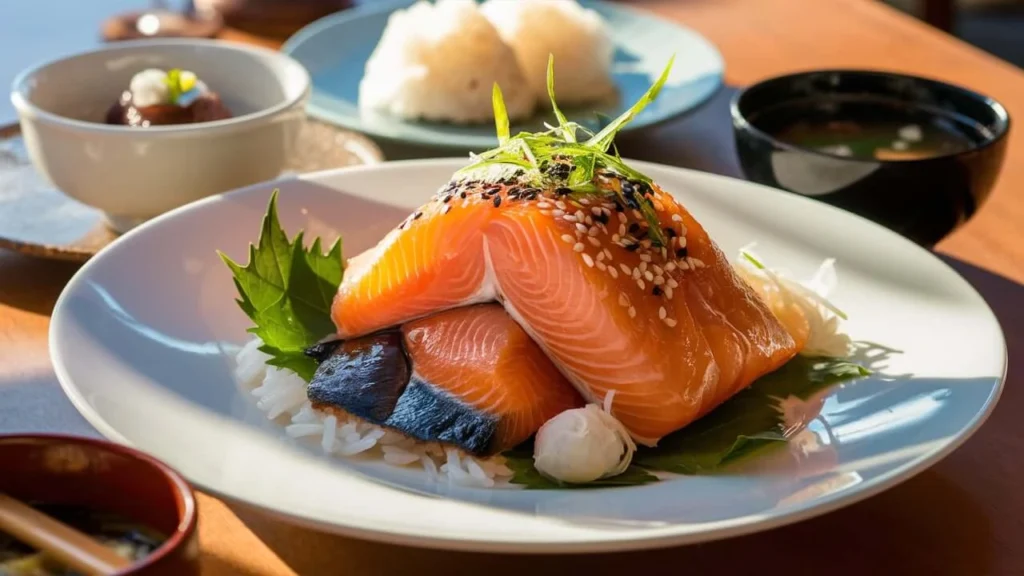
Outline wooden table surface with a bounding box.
[2,1,1023,574]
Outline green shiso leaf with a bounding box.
[492,82,510,145]
[503,442,658,489]
[219,190,344,381]
[633,356,870,474]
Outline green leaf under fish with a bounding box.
[506,356,869,487]
[220,191,344,381]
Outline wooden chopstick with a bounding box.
[0,493,132,575]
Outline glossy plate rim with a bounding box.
[281,0,726,150]
[50,159,1006,553]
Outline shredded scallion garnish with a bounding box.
[457,55,676,247]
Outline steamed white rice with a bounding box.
[234,337,514,488]
[358,0,535,124]
[480,0,615,106]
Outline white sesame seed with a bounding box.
[556,201,567,210]
[561,234,574,243]
[665,286,674,299]
[687,257,696,268]
[539,210,551,216]
[443,205,452,214]
[588,226,599,237]
[678,237,687,248]
[672,214,683,222]
[619,293,628,307]
[665,262,676,272]
[637,279,646,290]
[603,248,612,260]
[602,207,612,216]
[591,207,603,216]
[632,210,643,220]
[653,265,664,275]
[679,225,688,237]
[679,260,690,270]
[618,213,627,224]
[588,236,601,247]
[692,258,705,268]
[668,278,679,288]
[632,267,641,279]
[552,209,565,217]
[537,202,551,209]
[641,239,652,249]
[659,307,667,319]
[628,306,637,318]
[608,267,619,279]
[620,264,631,275]
[644,271,654,282]
[585,216,594,225]
[596,251,605,261]
[661,248,669,259]
[563,215,577,223]
[582,253,594,267]
[580,198,591,205]
[576,223,588,233]
[573,242,585,253]
[654,276,665,285]
[596,261,607,271]
[618,224,626,236]
[640,254,652,262]
[575,210,585,220]
[612,234,621,243]
[639,262,648,272]
[576,229,584,239]
[654,200,665,212]
[664,318,677,327]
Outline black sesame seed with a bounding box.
[664,227,676,238]
[493,195,502,208]
[508,187,521,196]
[676,247,688,258]
[628,223,640,234]
[442,195,452,203]
[596,213,609,224]
[626,244,640,252]
[653,286,662,296]
[413,212,422,220]
[614,202,625,212]
[556,187,572,196]
[459,191,467,199]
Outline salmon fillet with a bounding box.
[331,169,801,445]
[309,304,582,455]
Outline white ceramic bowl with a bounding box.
[11,39,310,232]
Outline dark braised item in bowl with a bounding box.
[104,68,233,128]
[105,90,232,127]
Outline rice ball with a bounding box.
[481,0,615,107]
[359,0,535,124]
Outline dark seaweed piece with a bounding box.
[307,330,410,423]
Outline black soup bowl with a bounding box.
[731,70,1010,247]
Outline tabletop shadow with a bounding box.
[0,252,80,315]
[225,468,990,576]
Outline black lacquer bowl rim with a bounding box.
[730,69,1011,165]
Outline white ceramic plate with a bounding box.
[50,159,1006,553]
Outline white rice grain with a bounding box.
[235,337,514,488]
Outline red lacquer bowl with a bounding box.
[0,434,199,576]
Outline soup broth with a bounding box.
[753,97,989,161]
[0,504,165,576]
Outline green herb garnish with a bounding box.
[163,68,197,105]
[633,356,870,474]
[459,55,675,247]
[219,191,344,381]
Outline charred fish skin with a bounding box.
[383,375,499,456]
[307,331,410,424]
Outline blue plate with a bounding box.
[282,0,724,151]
